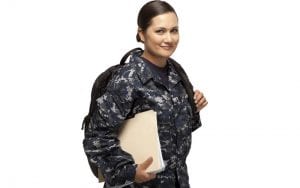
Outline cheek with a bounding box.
[151,36,164,45]
[174,35,180,44]
[145,38,163,50]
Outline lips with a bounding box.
[160,46,174,50]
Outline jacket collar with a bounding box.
[130,54,181,89]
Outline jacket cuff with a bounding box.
[123,164,137,182]
[191,113,202,132]
[105,164,137,186]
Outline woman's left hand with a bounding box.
[194,90,208,112]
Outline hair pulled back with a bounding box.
[136,0,177,42]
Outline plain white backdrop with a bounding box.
[1,0,300,187]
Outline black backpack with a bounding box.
[82,47,198,179]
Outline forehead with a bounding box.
[149,12,178,28]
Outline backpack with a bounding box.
[82,47,198,180]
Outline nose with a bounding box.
[164,32,172,43]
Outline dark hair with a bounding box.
[136,0,177,42]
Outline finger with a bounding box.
[196,97,206,107]
[138,173,156,183]
[196,95,207,107]
[140,157,153,170]
[197,97,206,106]
[146,172,156,180]
[194,93,204,104]
[197,100,208,111]
[193,90,201,100]
[144,172,156,179]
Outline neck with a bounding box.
[141,51,167,68]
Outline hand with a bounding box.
[194,90,208,112]
[134,157,156,183]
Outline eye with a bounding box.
[155,29,165,34]
[171,28,179,33]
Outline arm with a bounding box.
[83,75,136,186]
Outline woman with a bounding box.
[83,1,207,187]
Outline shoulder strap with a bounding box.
[119,47,143,65]
[169,58,198,114]
[82,48,143,130]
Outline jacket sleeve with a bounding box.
[191,112,202,132]
[83,73,137,186]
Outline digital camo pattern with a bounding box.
[83,52,201,188]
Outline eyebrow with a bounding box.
[155,26,179,30]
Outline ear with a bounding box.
[138,28,145,42]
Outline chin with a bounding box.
[158,50,175,58]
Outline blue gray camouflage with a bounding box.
[83,53,201,188]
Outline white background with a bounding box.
[1,0,299,187]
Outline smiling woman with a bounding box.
[138,12,179,67]
[83,1,208,188]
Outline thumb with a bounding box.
[140,157,153,170]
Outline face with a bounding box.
[139,12,179,65]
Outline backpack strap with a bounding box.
[169,58,198,114]
[82,48,143,130]
[119,47,143,65]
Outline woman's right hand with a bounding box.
[134,157,156,183]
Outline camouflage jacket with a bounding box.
[83,53,202,188]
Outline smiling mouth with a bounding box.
[161,46,174,50]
